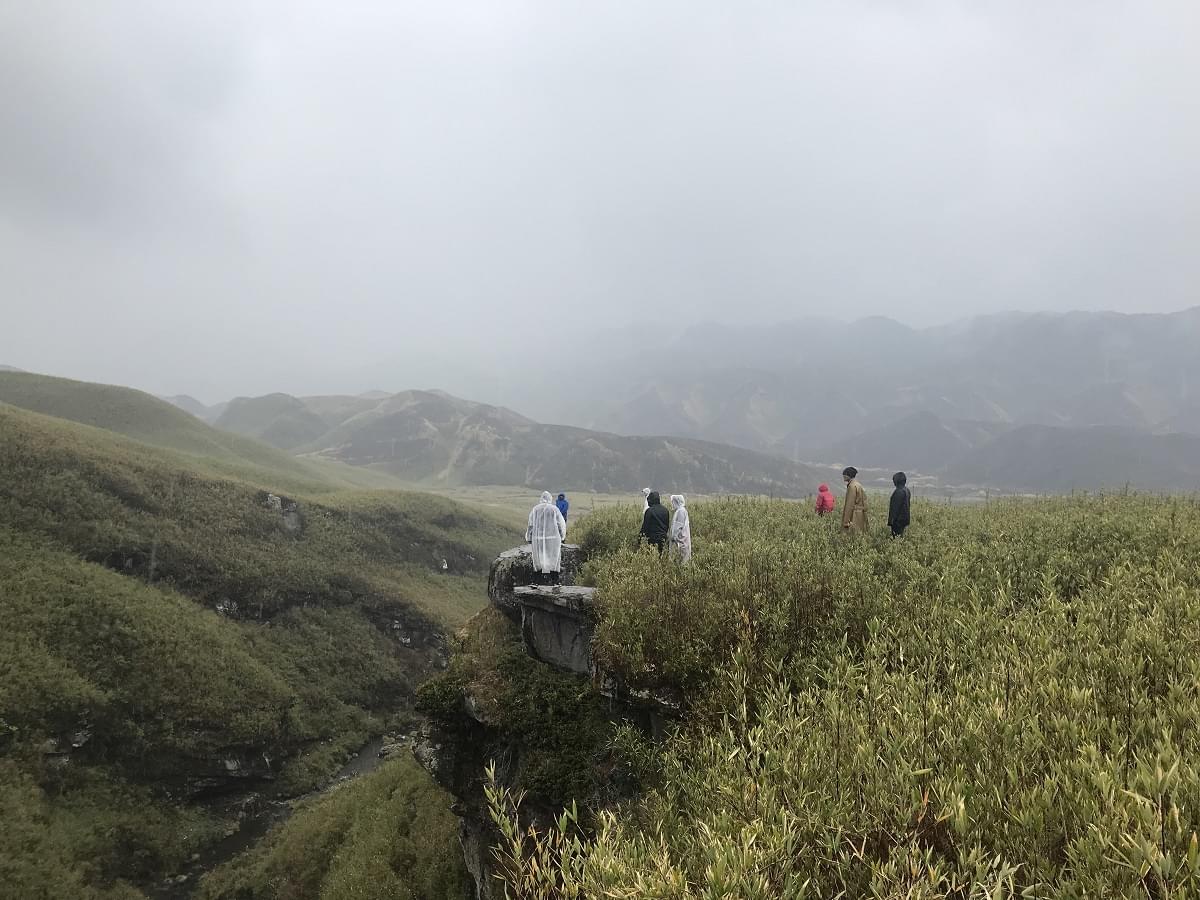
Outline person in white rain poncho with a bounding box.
[669,494,692,562]
[641,487,651,511]
[526,491,567,582]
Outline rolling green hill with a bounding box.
[212,393,331,451]
[0,372,415,494]
[215,389,830,496]
[162,394,224,422]
[0,400,516,896]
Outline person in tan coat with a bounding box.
[841,466,868,534]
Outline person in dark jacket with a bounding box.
[888,472,911,537]
[556,493,569,519]
[639,490,670,552]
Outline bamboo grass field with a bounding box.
[489,494,1200,898]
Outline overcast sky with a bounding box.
[2,1,1198,403]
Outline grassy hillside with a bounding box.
[211,388,829,496]
[298,394,384,428]
[0,402,515,625]
[195,757,470,900]
[0,372,297,469]
[212,393,389,451]
[464,495,1200,896]
[161,394,221,422]
[213,393,331,451]
[0,372,413,494]
[0,401,516,896]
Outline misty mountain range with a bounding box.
[156,306,1200,494]
[7,307,1199,495]
[205,389,827,496]
[582,306,1200,452]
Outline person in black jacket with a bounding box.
[888,472,911,537]
[639,490,670,552]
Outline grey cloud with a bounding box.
[1,1,1198,404]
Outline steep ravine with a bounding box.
[414,544,678,899]
[149,737,397,899]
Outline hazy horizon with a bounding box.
[3,2,1199,404]
[5,302,1199,409]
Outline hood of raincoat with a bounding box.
[818,484,831,494]
[670,494,686,510]
[540,491,553,504]
[647,491,662,506]
[557,493,566,500]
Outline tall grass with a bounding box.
[196,757,471,900]
[492,494,1200,897]
[0,401,518,894]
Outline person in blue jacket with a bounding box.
[555,492,569,519]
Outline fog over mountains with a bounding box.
[150,306,1200,495]
[579,306,1200,451]
[206,389,826,497]
[535,306,1200,493]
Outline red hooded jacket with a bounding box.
[815,484,836,515]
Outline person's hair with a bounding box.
[893,471,907,486]
[647,490,661,505]
[842,466,858,479]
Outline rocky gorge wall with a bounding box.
[414,544,678,899]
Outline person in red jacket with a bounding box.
[815,483,836,516]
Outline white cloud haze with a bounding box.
[2,1,1198,404]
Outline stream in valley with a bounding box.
[149,737,390,899]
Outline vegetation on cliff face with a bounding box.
[417,607,616,808]
[0,399,515,896]
[491,495,1200,897]
[195,757,470,900]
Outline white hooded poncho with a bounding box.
[527,491,568,573]
[641,487,651,511]
[669,494,692,562]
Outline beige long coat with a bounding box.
[842,479,868,534]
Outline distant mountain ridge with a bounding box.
[590,306,1200,459]
[213,389,828,496]
[162,393,226,422]
[942,424,1200,493]
[813,411,1010,473]
[811,409,1200,493]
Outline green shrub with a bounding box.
[493,494,1200,897]
[0,402,518,894]
[195,756,471,900]
[431,608,616,808]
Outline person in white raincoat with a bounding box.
[669,494,692,562]
[526,491,567,582]
[641,487,651,511]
